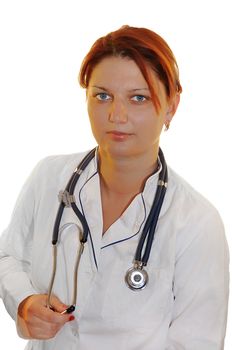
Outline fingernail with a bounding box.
[69,315,75,321]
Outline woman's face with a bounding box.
[86,56,175,160]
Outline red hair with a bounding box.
[79,25,182,112]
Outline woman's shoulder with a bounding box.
[24,149,95,190]
[37,150,91,171]
[167,166,222,224]
[166,167,228,265]
[31,149,94,178]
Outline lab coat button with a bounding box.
[71,328,78,337]
[70,322,79,337]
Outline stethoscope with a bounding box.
[47,147,168,314]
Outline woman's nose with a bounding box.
[108,98,128,123]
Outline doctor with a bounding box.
[0,25,229,349]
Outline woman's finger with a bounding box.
[49,294,68,314]
[17,294,74,339]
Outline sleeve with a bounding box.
[0,158,46,321]
[166,208,229,350]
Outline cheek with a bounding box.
[87,101,94,120]
[87,103,99,128]
[87,104,106,142]
[135,114,164,139]
[87,101,107,124]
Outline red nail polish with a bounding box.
[69,315,75,321]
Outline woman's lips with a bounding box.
[107,130,133,141]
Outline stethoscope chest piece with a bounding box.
[125,263,148,291]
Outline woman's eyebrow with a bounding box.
[90,85,107,90]
[89,86,150,92]
[129,88,150,92]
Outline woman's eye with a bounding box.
[96,93,111,101]
[131,95,147,102]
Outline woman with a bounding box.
[0,25,229,349]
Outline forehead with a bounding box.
[89,56,151,89]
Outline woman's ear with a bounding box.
[163,93,180,131]
[165,93,180,124]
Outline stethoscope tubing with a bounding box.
[47,225,85,311]
[134,149,167,265]
[142,175,167,264]
[52,149,96,245]
[48,149,96,310]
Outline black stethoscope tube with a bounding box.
[142,170,167,264]
[134,148,167,265]
[52,148,96,245]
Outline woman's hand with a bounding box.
[17,294,74,339]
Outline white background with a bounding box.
[0,0,231,348]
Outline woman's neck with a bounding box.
[98,148,159,196]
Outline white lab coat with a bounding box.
[0,150,229,350]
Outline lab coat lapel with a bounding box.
[101,171,161,249]
[101,194,146,248]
